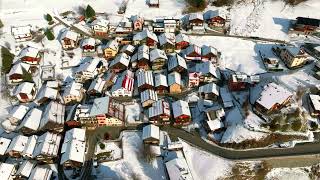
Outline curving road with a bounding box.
[162,126,320,161]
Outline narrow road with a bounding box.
[162,126,320,162]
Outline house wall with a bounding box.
[18,92,34,103]
[62,38,77,50]
[104,48,118,60]
[112,88,132,97]
[280,49,307,68]
[22,56,41,65]
[169,84,181,94]
[64,94,83,104]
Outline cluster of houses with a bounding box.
[4,4,320,178]
[141,124,193,180]
[0,127,86,179]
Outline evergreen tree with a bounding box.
[22,68,33,82]
[1,47,14,74]
[45,14,53,22]
[85,5,96,19]
[45,29,55,40]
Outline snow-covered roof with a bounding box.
[89,96,110,116]
[133,29,158,42]
[137,70,154,88]
[310,94,320,111]
[135,45,150,61]
[286,46,304,56]
[109,53,130,68]
[46,81,59,89]
[29,166,53,180]
[111,70,134,93]
[256,83,292,110]
[185,44,201,56]
[175,33,190,44]
[15,160,36,178]
[0,137,11,156]
[88,77,106,93]
[11,25,31,36]
[0,163,15,180]
[150,48,167,62]
[189,13,204,21]
[103,71,118,83]
[142,124,160,141]
[60,29,78,41]
[76,57,102,73]
[36,87,58,102]
[168,71,181,86]
[203,9,227,20]
[8,63,23,76]
[207,120,224,131]
[154,73,168,87]
[149,0,159,5]
[141,89,158,103]
[80,38,96,47]
[168,54,187,71]
[165,158,193,180]
[120,44,135,54]
[198,82,219,96]
[148,100,170,118]
[14,82,35,95]
[40,101,65,128]
[91,18,109,27]
[202,45,218,56]
[18,46,39,58]
[105,40,119,50]
[6,135,28,154]
[172,100,191,118]
[195,61,220,79]
[63,82,83,97]
[220,87,233,108]
[9,105,29,121]
[32,132,61,158]
[60,128,86,165]
[158,33,175,46]
[18,108,42,131]
[22,135,38,157]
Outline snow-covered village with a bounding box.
[0,0,320,179]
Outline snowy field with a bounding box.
[265,167,311,180]
[93,132,167,180]
[125,0,186,19]
[181,140,234,179]
[228,0,320,41]
[189,36,267,75]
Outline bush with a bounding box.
[99,143,105,149]
[1,47,14,74]
[85,5,96,19]
[310,121,318,131]
[211,0,235,7]
[292,120,302,131]
[284,0,309,5]
[45,29,55,40]
[45,14,53,22]
[0,19,3,28]
[184,0,207,13]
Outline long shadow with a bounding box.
[273,17,291,34]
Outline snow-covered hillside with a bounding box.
[228,0,320,40]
